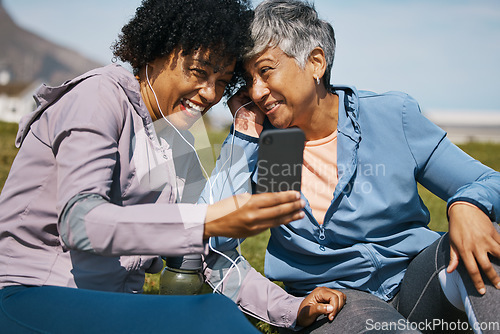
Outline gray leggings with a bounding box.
[280,225,500,334]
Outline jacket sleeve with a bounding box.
[402,95,500,222]
[199,128,259,204]
[203,248,304,329]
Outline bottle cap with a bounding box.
[166,254,202,271]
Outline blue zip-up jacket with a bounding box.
[200,85,500,301]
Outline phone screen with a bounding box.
[256,128,305,193]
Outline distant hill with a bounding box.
[0,1,103,86]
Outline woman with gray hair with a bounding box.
[206,0,500,332]
[245,0,336,89]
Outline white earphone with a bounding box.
[145,63,254,293]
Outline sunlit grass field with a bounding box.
[1,120,499,333]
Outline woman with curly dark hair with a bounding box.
[113,0,251,97]
[0,0,341,332]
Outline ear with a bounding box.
[147,57,163,77]
[308,47,327,80]
[147,52,175,80]
[144,60,158,83]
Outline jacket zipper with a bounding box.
[318,225,326,241]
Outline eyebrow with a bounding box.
[192,58,234,75]
[252,57,275,68]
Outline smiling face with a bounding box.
[244,47,319,130]
[141,48,236,130]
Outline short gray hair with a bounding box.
[246,0,336,87]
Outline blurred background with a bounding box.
[1,0,499,141]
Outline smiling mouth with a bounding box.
[181,99,206,117]
[264,101,281,114]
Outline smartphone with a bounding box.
[256,128,305,193]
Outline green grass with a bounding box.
[1,121,499,333]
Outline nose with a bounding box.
[248,77,270,103]
[199,82,218,104]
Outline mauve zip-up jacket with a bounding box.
[0,64,305,329]
[203,86,500,301]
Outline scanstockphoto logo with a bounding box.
[256,160,387,194]
[257,160,302,192]
[366,318,500,332]
[339,162,386,196]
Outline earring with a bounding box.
[315,77,320,85]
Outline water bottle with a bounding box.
[159,254,205,295]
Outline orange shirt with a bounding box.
[302,130,338,224]
[235,120,338,224]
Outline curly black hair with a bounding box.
[112,0,253,96]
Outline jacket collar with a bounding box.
[328,85,362,211]
[330,85,361,145]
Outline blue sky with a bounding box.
[4,0,500,116]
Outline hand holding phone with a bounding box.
[256,128,305,193]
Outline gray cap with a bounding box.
[166,254,202,271]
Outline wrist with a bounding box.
[448,201,478,215]
[447,196,494,221]
[203,204,218,240]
